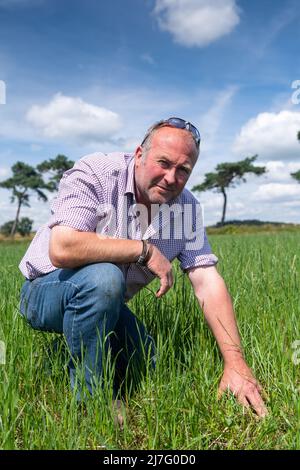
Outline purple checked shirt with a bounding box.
[19,152,218,301]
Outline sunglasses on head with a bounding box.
[141,117,201,147]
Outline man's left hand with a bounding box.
[218,360,268,418]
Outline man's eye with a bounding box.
[158,160,169,168]
[179,168,190,176]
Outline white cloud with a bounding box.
[197,181,300,225]
[233,110,300,161]
[0,167,10,178]
[0,83,202,152]
[281,200,300,208]
[265,161,300,182]
[253,183,300,202]
[153,0,240,47]
[26,93,123,144]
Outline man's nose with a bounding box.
[164,168,177,186]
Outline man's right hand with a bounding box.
[146,244,173,298]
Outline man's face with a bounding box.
[134,126,198,208]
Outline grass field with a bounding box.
[0,231,299,450]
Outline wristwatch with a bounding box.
[136,239,151,266]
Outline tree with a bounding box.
[0,217,33,237]
[37,154,74,191]
[192,155,266,226]
[18,217,33,236]
[291,170,300,183]
[0,220,14,237]
[0,162,53,238]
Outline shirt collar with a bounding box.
[125,155,136,201]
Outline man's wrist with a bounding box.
[223,348,245,366]
[136,239,151,265]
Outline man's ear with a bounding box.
[134,145,143,166]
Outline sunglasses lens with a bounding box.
[168,118,186,129]
[167,118,200,145]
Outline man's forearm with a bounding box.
[195,274,244,365]
[189,266,267,416]
[49,226,143,268]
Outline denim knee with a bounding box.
[75,263,126,314]
[82,263,124,293]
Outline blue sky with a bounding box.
[0,0,300,228]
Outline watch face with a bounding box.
[136,257,145,266]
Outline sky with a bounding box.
[0,0,300,229]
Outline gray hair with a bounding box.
[140,120,200,159]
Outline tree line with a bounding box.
[0,134,299,238]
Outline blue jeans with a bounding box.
[19,262,155,399]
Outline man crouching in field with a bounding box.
[19,117,267,425]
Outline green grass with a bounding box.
[0,232,299,449]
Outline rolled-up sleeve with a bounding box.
[177,196,218,271]
[48,165,102,232]
[177,230,218,271]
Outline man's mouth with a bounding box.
[156,185,173,192]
